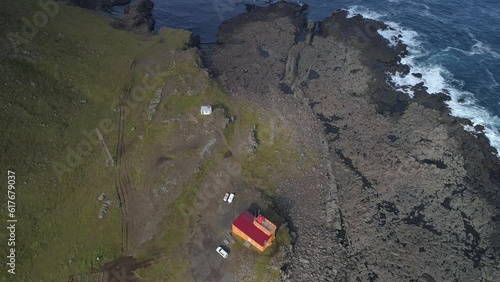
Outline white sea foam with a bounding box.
[463,125,477,134]
[485,68,499,91]
[443,43,500,59]
[347,6,500,156]
[442,31,500,59]
[469,32,500,59]
[347,5,386,20]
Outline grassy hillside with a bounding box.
[0,1,192,280]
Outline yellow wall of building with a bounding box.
[232,225,269,252]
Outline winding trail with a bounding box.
[114,44,158,254]
[114,56,136,255]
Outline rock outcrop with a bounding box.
[117,0,155,33]
[70,0,155,33]
[110,0,155,33]
[68,0,130,10]
[204,2,500,281]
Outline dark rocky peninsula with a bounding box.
[203,2,500,281]
[69,0,155,33]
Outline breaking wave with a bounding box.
[347,5,500,156]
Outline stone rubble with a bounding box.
[205,3,500,281]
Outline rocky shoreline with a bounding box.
[68,0,155,33]
[202,2,500,281]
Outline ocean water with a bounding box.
[151,0,500,155]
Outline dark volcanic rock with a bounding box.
[204,2,500,281]
[71,0,154,33]
[69,0,130,10]
[410,81,427,91]
[109,0,155,33]
[474,124,485,132]
[412,91,451,112]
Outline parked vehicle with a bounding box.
[227,193,235,204]
[216,246,228,258]
[223,193,229,202]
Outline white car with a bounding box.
[227,193,235,204]
[216,246,228,258]
[223,193,229,202]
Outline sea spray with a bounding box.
[347,5,500,156]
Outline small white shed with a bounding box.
[200,105,212,115]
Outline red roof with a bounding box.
[233,211,271,247]
[257,215,265,224]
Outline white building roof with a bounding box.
[200,105,212,115]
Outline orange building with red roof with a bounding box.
[232,211,277,252]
